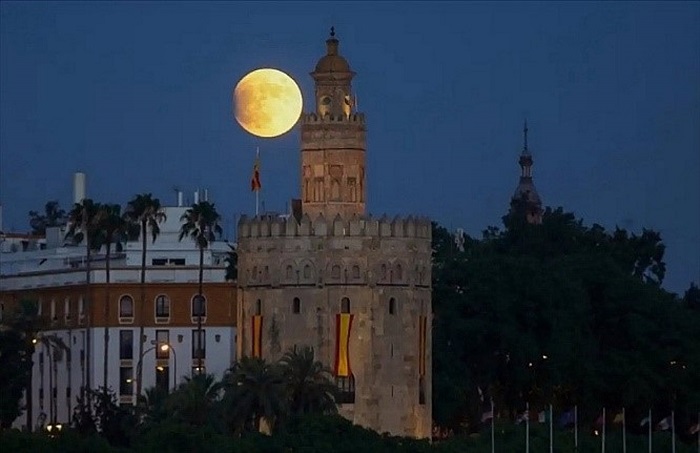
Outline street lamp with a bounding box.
[159,343,177,391]
[134,341,178,395]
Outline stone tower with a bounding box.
[236,29,433,438]
[301,27,366,219]
[510,121,543,224]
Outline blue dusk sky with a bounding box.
[1,2,698,294]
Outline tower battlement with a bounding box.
[301,112,366,125]
[237,214,431,240]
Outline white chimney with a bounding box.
[73,172,86,204]
[177,191,183,207]
[193,190,199,204]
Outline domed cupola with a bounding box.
[311,27,356,118]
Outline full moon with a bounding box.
[233,68,303,138]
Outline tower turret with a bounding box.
[510,120,543,224]
[300,28,366,219]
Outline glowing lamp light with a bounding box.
[542,355,548,360]
[160,344,169,352]
[156,366,164,372]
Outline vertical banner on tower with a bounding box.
[251,315,263,358]
[418,315,427,377]
[334,314,354,376]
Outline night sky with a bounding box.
[1,2,698,294]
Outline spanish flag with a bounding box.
[251,152,261,192]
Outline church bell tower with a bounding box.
[300,27,366,219]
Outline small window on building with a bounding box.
[64,298,71,320]
[119,367,133,395]
[341,297,350,314]
[303,264,311,279]
[395,264,403,281]
[156,330,170,359]
[192,330,206,359]
[152,258,168,266]
[292,297,301,314]
[119,330,133,360]
[155,295,170,318]
[286,265,293,280]
[78,297,84,318]
[119,295,134,318]
[352,265,360,279]
[255,299,262,316]
[389,297,397,315]
[331,265,341,279]
[191,295,206,318]
[170,258,185,265]
[50,299,56,321]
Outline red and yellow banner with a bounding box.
[418,315,427,377]
[334,313,354,377]
[251,315,263,358]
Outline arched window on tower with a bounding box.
[352,265,360,279]
[292,297,301,314]
[303,264,311,279]
[341,297,350,314]
[389,297,397,315]
[395,264,403,281]
[331,265,341,280]
[286,265,293,280]
[255,299,262,316]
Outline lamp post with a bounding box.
[133,341,178,396]
[159,343,177,391]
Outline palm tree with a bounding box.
[36,334,70,426]
[124,194,166,397]
[222,356,285,434]
[178,201,222,372]
[279,346,337,416]
[66,199,101,396]
[167,373,222,427]
[5,299,44,431]
[93,203,129,391]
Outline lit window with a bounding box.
[119,367,133,395]
[155,295,170,318]
[119,295,134,318]
[292,297,301,314]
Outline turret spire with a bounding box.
[522,119,529,154]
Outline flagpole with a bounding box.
[526,402,530,453]
[255,147,260,216]
[602,407,606,453]
[574,405,578,452]
[648,409,652,453]
[549,404,553,453]
[491,398,495,453]
[672,410,675,453]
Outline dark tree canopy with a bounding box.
[28,200,67,235]
[431,207,700,433]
